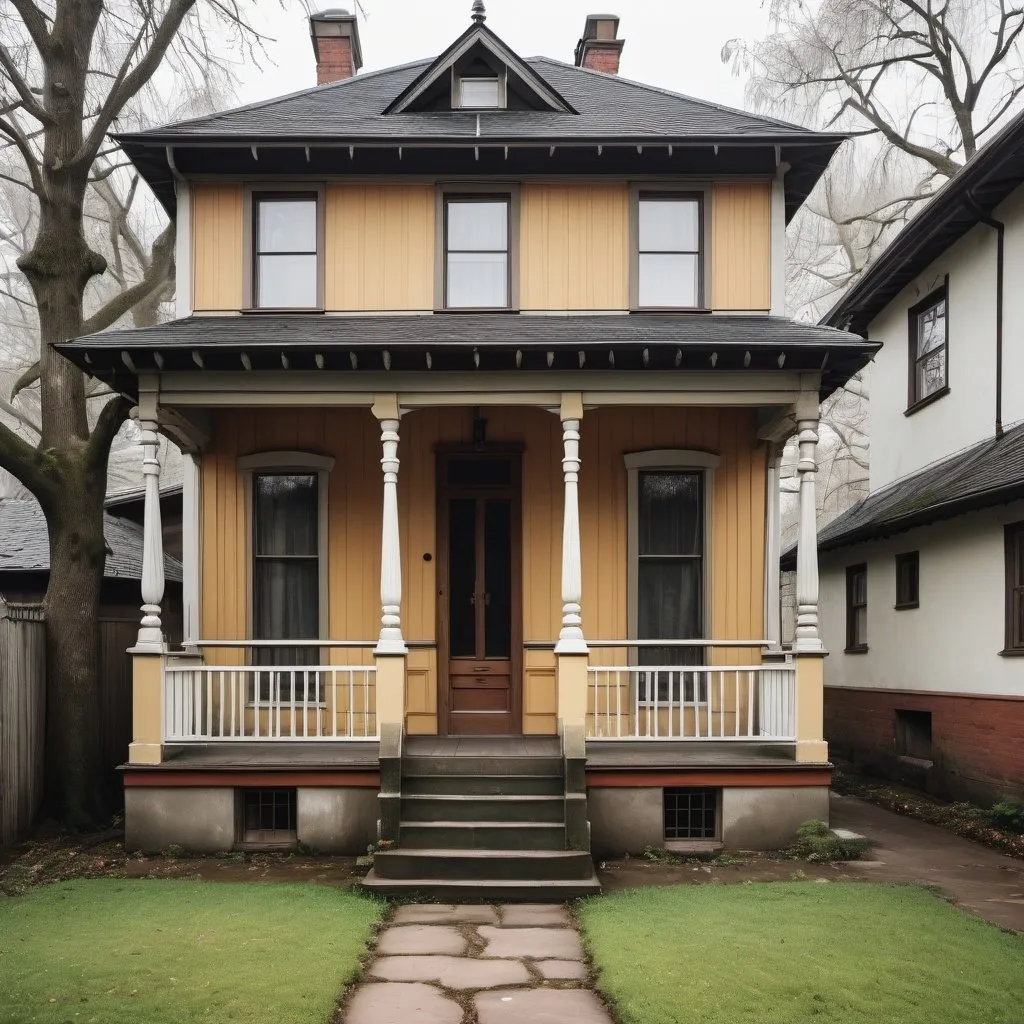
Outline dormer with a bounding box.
[384,5,574,115]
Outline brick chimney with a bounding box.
[310,9,363,85]
[574,14,624,75]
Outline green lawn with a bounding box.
[0,879,381,1024]
[580,883,1024,1024]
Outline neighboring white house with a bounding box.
[793,109,1024,805]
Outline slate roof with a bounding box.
[823,105,1024,334]
[781,420,1024,565]
[123,57,831,144]
[55,313,878,401]
[0,499,183,582]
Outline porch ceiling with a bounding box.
[57,313,876,402]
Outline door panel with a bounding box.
[439,454,521,735]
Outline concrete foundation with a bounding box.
[125,787,236,853]
[588,787,663,858]
[296,787,378,853]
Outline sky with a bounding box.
[227,0,774,113]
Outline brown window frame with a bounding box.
[894,551,919,610]
[906,280,949,414]
[1004,521,1024,655]
[845,563,868,653]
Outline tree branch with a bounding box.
[0,114,44,195]
[9,0,51,56]
[0,42,51,123]
[0,414,50,497]
[86,395,132,471]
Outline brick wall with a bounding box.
[825,686,1024,805]
[316,38,355,85]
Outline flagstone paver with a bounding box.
[340,903,614,1024]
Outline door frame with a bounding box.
[436,446,524,735]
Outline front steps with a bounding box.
[361,742,600,901]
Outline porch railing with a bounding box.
[585,641,795,741]
[163,641,378,742]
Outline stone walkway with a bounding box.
[343,903,614,1024]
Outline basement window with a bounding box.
[664,787,718,840]
[238,788,297,847]
[895,710,932,762]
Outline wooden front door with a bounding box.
[438,453,522,735]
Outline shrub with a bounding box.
[989,799,1024,835]
[791,819,874,862]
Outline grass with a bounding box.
[0,878,382,1024]
[580,882,1024,1024]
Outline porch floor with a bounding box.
[158,742,380,769]
[584,741,800,769]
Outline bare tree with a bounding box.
[0,1,269,829]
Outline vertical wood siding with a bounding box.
[200,406,766,735]
[324,184,434,310]
[0,602,45,845]
[711,181,772,310]
[191,183,244,311]
[519,183,629,309]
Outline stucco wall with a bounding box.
[818,499,1024,698]
[865,181,1024,491]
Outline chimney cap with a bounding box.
[582,14,620,39]
[310,8,363,72]
[575,14,623,70]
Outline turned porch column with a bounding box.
[556,399,586,654]
[135,419,166,652]
[373,405,406,656]
[764,445,783,648]
[794,418,822,653]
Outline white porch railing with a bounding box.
[586,641,795,741]
[163,641,378,742]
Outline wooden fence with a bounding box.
[0,599,45,846]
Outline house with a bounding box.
[56,7,875,896]
[0,497,184,796]
[801,108,1024,806]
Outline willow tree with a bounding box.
[0,0,264,828]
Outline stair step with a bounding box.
[360,868,601,902]
[402,773,564,797]
[399,821,566,851]
[372,847,594,881]
[402,755,563,777]
[400,794,565,823]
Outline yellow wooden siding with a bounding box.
[519,183,629,309]
[191,183,244,311]
[324,184,434,310]
[199,406,766,735]
[711,181,771,310]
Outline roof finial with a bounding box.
[471,0,486,24]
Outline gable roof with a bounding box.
[822,106,1024,334]
[382,21,574,114]
[781,419,1024,565]
[0,499,183,582]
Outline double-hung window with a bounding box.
[846,564,868,652]
[1005,522,1024,654]
[635,193,703,309]
[443,195,511,309]
[627,453,717,704]
[895,551,919,609]
[907,285,948,410]
[252,193,319,309]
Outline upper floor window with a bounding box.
[907,284,948,411]
[444,195,510,309]
[846,563,868,652]
[635,193,703,309]
[459,77,502,108]
[895,551,919,610]
[253,193,319,309]
[1005,522,1024,654]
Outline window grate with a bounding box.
[240,789,297,845]
[664,787,718,840]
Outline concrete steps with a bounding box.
[361,740,599,901]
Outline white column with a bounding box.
[135,421,166,651]
[764,446,783,648]
[555,403,586,654]
[374,413,406,655]
[794,418,822,651]
[181,453,201,649]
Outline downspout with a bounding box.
[966,193,1005,438]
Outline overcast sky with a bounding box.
[229,0,773,112]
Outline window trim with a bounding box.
[238,452,333,677]
[434,183,520,312]
[456,74,505,109]
[242,184,326,312]
[845,563,868,653]
[629,183,711,312]
[894,551,920,610]
[625,451,720,699]
[1003,521,1024,655]
[906,279,949,414]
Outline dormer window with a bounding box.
[459,76,502,108]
